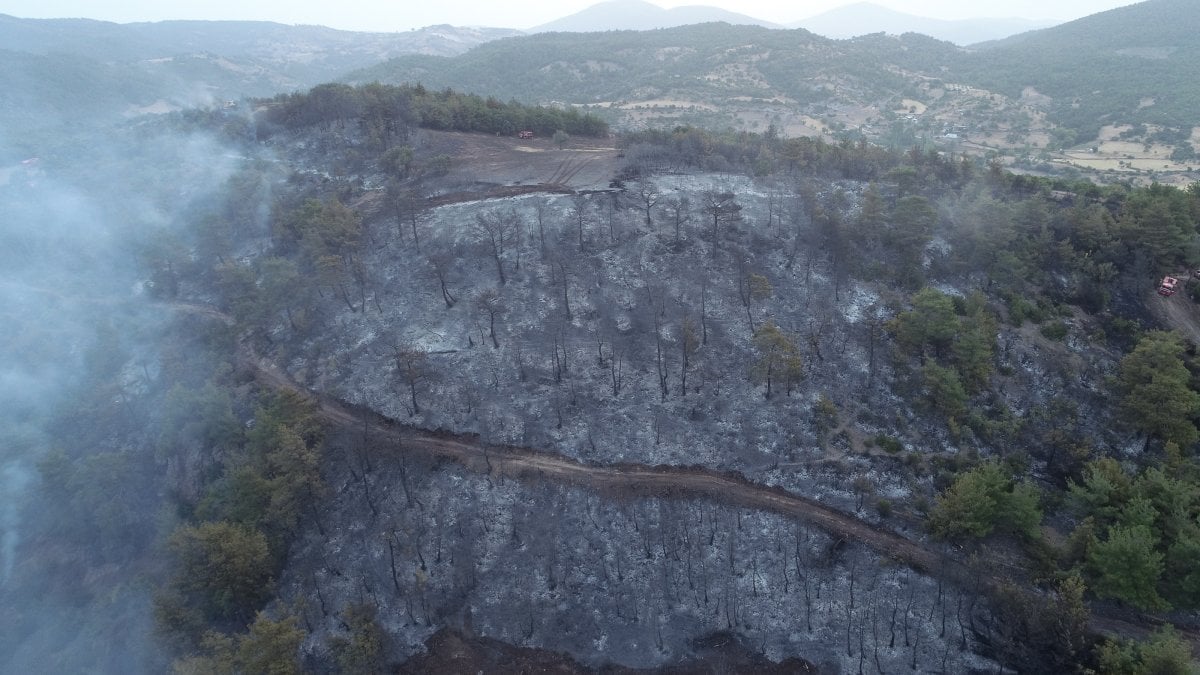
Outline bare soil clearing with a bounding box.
[420,129,622,191]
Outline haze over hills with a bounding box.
[792,2,1058,45]
[0,13,520,152]
[0,14,520,65]
[530,0,779,32]
[530,0,1052,43]
[3,0,1195,182]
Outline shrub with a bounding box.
[874,435,904,454]
[1040,320,1069,341]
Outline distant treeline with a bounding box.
[255,82,609,143]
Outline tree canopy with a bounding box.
[928,462,1042,540]
[1116,331,1200,447]
[256,82,608,142]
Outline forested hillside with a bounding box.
[957,0,1200,143]
[6,74,1200,672]
[348,24,956,108]
[255,83,609,140]
[348,1,1200,172]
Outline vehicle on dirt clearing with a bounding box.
[518,130,534,139]
[1159,276,1181,296]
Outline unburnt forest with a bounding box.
[4,82,1200,674]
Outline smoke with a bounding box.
[0,108,262,672]
[0,462,32,585]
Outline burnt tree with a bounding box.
[473,209,518,286]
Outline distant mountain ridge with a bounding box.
[0,14,521,64]
[530,0,1052,43]
[0,14,522,151]
[348,23,956,111]
[531,0,779,32]
[793,2,1057,45]
[351,0,1199,144]
[4,0,1196,159]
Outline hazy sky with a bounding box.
[0,0,1144,32]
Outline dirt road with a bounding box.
[1148,287,1200,345]
[172,299,1198,651]
[234,339,947,574]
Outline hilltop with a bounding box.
[530,0,779,32]
[793,2,1056,45]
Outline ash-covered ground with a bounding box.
[278,167,1121,519]
[280,427,996,672]
[288,175,909,511]
[253,128,1130,670]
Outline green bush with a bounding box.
[874,435,904,454]
[1006,294,1048,326]
[927,462,1043,540]
[1040,321,1069,341]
